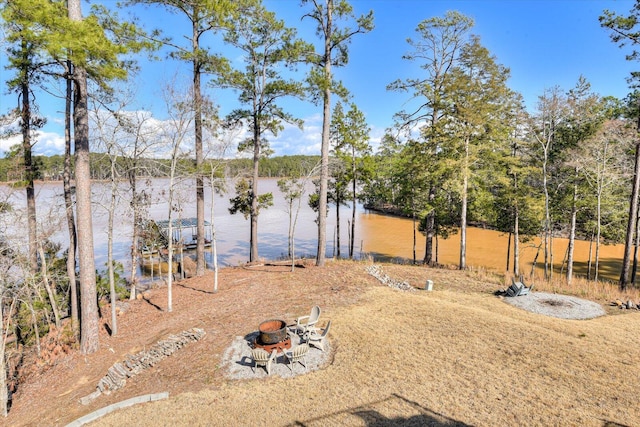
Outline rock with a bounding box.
[365,264,415,292]
[115,302,130,316]
[181,257,197,278]
[626,300,636,310]
[79,390,102,405]
[79,327,206,403]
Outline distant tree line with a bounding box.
[0,153,322,182]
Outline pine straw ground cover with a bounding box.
[6,260,640,426]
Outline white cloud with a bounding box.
[368,124,386,154]
[0,126,65,157]
[0,134,20,155]
[267,113,323,156]
[33,130,65,156]
[1,111,342,159]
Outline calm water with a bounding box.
[360,213,624,281]
[1,178,365,268]
[0,178,625,281]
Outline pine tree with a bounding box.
[214,0,310,261]
[301,0,373,266]
[131,0,236,274]
[443,36,513,270]
[387,11,473,265]
[331,102,371,258]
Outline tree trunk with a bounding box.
[336,195,341,258]
[587,230,594,280]
[595,188,602,282]
[350,154,356,259]
[459,138,469,270]
[423,185,435,265]
[0,291,7,417]
[210,177,219,292]
[20,49,38,274]
[167,223,174,313]
[514,200,520,276]
[288,200,294,258]
[506,232,511,272]
[108,159,118,336]
[620,141,640,290]
[316,1,332,267]
[566,168,578,284]
[63,60,78,340]
[167,156,178,313]
[128,169,139,301]
[38,243,61,329]
[250,115,260,262]
[412,211,417,264]
[543,154,551,281]
[632,205,640,285]
[549,229,554,282]
[193,17,205,276]
[69,0,99,355]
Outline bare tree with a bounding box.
[90,93,126,336]
[529,87,568,281]
[117,111,158,301]
[160,81,194,312]
[575,119,632,281]
[35,208,66,330]
[278,161,321,271]
[63,59,78,340]
[0,193,17,417]
[204,123,235,292]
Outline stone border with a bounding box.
[66,392,169,426]
[79,328,205,405]
[365,264,416,291]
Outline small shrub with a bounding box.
[96,262,130,301]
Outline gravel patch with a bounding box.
[221,329,332,380]
[503,292,606,320]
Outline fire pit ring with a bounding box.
[258,319,288,345]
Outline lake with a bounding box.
[0,178,625,281]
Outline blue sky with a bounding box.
[1,0,638,158]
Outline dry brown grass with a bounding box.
[92,261,640,427]
[6,260,640,426]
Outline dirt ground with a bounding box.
[4,260,640,426]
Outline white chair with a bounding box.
[304,320,331,352]
[283,343,309,372]
[294,305,320,336]
[251,348,277,375]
